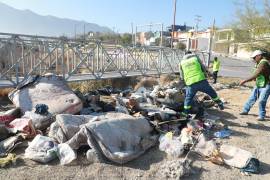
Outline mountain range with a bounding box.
[0,2,112,37]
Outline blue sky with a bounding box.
[0,0,265,33]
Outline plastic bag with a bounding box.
[240,158,260,174]
[86,149,100,163]
[214,129,231,138]
[25,135,58,163]
[57,143,77,165]
[159,133,184,158]
[180,128,193,145]
[23,111,53,130]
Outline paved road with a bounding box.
[216,57,254,79]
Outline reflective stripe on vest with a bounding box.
[213,59,220,72]
[255,59,269,88]
[180,56,206,86]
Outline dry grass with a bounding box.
[134,77,158,91]
[159,74,178,86]
[68,77,138,93]
[217,77,254,87]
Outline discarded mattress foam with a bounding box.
[220,144,253,168]
[8,75,83,115]
[49,114,99,143]
[49,112,157,164]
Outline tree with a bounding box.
[119,33,132,46]
[144,31,154,40]
[155,37,171,47]
[175,42,186,50]
[231,0,270,51]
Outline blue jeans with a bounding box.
[184,80,220,114]
[243,84,270,119]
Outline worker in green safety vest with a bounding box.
[212,57,221,84]
[179,51,224,117]
[239,50,270,121]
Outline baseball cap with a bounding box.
[251,50,263,58]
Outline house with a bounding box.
[136,31,171,46]
[213,29,234,55]
[213,28,270,59]
[171,28,212,51]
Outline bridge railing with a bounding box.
[0,32,209,87]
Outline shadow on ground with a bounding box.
[124,146,165,170]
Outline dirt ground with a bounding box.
[1,80,270,180]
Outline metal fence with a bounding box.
[0,32,209,88]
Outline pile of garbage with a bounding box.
[156,114,260,178]
[0,74,260,178]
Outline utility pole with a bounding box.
[207,18,215,68]
[171,0,177,48]
[135,26,137,47]
[131,22,134,47]
[84,24,86,40]
[194,15,202,34]
[74,24,77,40]
[160,23,164,47]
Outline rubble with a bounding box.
[0,74,262,177]
[159,160,191,179]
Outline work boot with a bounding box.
[179,112,191,119]
[239,112,248,115]
[217,102,224,110]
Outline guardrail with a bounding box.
[0,32,209,88]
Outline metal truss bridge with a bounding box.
[0,32,209,88]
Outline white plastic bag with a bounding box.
[25,135,58,163]
[23,111,53,130]
[86,149,100,163]
[57,143,77,165]
[159,133,184,158]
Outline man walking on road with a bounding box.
[212,57,220,84]
[179,51,224,116]
[239,50,270,121]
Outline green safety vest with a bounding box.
[180,56,206,86]
[254,59,269,88]
[213,59,220,72]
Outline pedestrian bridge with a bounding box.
[0,32,209,88]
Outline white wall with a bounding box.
[237,47,252,59]
[197,38,209,51]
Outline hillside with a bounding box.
[0,2,112,37]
